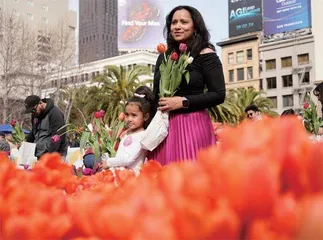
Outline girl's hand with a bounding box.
[158,97,184,112]
[99,160,109,170]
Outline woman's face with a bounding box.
[170,9,194,43]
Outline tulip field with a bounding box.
[0,117,322,239]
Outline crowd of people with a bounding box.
[1,5,323,175]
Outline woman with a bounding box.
[149,5,225,165]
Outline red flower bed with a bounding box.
[0,117,322,239]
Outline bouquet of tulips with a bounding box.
[55,109,126,161]
[141,43,193,151]
[10,119,26,145]
[301,93,323,135]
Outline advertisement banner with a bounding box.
[118,0,164,50]
[229,0,263,37]
[264,0,312,35]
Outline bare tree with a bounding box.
[37,17,76,106]
[0,12,38,123]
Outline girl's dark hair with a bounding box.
[164,5,215,57]
[126,86,155,128]
[281,109,295,116]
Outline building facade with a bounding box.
[0,0,76,31]
[43,51,158,96]
[260,34,314,114]
[79,0,118,64]
[217,33,262,91]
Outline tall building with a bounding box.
[0,0,76,32]
[217,33,262,90]
[260,33,314,114]
[79,0,118,64]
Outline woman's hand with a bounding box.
[158,97,183,112]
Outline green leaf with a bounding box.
[80,131,90,151]
[184,71,190,84]
[93,140,101,161]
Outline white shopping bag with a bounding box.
[17,142,37,166]
[141,110,169,151]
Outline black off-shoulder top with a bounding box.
[152,52,226,113]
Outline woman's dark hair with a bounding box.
[164,5,215,57]
[126,86,155,128]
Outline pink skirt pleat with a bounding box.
[148,110,216,165]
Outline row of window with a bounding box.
[266,53,309,70]
[228,49,253,64]
[13,0,48,10]
[12,9,49,23]
[268,92,309,109]
[81,35,117,44]
[266,72,310,89]
[48,64,155,88]
[228,67,253,82]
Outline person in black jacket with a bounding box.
[24,95,68,159]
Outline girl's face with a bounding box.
[170,9,194,43]
[125,103,148,133]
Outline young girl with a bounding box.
[99,86,154,175]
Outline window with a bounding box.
[237,68,244,81]
[298,53,309,65]
[281,56,292,68]
[228,53,234,64]
[28,0,33,6]
[282,75,293,87]
[13,9,19,16]
[283,95,294,107]
[247,49,252,60]
[27,13,33,20]
[236,51,244,63]
[268,96,277,108]
[266,59,276,70]
[42,4,48,11]
[247,67,253,80]
[267,77,277,89]
[299,72,310,84]
[41,17,48,24]
[229,70,234,82]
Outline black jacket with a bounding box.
[26,98,68,158]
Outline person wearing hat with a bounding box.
[0,132,11,157]
[24,95,68,159]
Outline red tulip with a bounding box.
[303,102,309,109]
[170,52,179,61]
[10,119,17,127]
[94,111,102,118]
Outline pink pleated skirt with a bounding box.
[148,110,216,165]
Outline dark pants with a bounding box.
[83,153,102,169]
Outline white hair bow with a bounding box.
[134,93,145,98]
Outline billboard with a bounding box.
[264,0,312,36]
[118,0,164,50]
[229,0,263,37]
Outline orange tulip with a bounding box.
[156,43,167,53]
[118,112,125,122]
